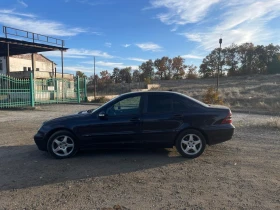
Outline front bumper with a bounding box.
[34,131,48,151]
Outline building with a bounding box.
[0,53,73,80]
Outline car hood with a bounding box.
[45,113,91,125]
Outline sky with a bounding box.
[0,0,280,76]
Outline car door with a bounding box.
[79,94,143,148]
[141,93,183,147]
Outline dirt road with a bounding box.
[0,105,279,210]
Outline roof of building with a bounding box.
[0,37,68,57]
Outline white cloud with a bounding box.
[181,54,204,59]
[105,42,112,48]
[170,26,178,32]
[43,49,113,59]
[76,0,112,6]
[149,0,220,25]
[149,0,280,51]
[122,44,131,48]
[96,61,124,68]
[92,31,103,36]
[127,58,147,62]
[172,0,280,51]
[84,61,139,69]
[217,0,280,31]
[181,33,202,42]
[17,0,28,8]
[0,10,86,37]
[0,9,35,18]
[135,42,162,52]
[64,66,96,73]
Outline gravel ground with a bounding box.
[0,104,279,210]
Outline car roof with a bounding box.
[119,91,208,107]
[120,91,179,96]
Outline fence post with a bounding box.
[30,73,35,107]
[76,76,80,103]
[84,77,87,102]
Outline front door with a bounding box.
[81,94,143,148]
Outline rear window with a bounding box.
[175,92,209,107]
[147,95,172,113]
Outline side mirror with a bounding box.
[98,111,108,119]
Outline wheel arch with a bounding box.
[45,128,79,147]
[174,127,209,145]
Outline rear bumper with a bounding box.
[34,132,48,151]
[204,124,235,145]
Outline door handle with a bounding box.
[173,114,183,118]
[130,117,140,122]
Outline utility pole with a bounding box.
[217,38,222,92]
[94,56,96,100]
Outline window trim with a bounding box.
[104,94,143,117]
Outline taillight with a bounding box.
[222,111,232,124]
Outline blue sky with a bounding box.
[0,0,280,76]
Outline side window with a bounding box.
[173,98,189,111]
[107,96,141,116]
[147,95,172,113]
[0,59,3,71]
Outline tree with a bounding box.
[132,70,141,82]
[111,68,121,83]
[238,43,258,75]
[119,67,132,83]
[99,70,112,84]
[75,71,87,78]
[186,65,198,79]
[224,44,239,76]
[87,74,99,92]
[139,60,154,81]
[199,49,219,78]
[154,57,168,80]
[267,54,280,74]
[172,56,186,79]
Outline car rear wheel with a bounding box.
[47,130,78,159]
[175,129,206,158]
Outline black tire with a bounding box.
[47,130,78,159]
[175,129,206,158]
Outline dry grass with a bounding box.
[266,117,280,129]
[235,116,280,130]
[153,74,280,113]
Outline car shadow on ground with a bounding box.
[0,145,186,191]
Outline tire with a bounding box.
[175,129,206,158]
[47,130,78,159]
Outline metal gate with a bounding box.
[0,74,87,108]
[0,74,31,108]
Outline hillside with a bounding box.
[152,74,280,113]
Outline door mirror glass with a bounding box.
[98,111,107,119]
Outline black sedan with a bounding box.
[34,91,234,159]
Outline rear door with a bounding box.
[141,93,184,147]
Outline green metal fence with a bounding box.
[0,74,87,108]
[0,74,31,108]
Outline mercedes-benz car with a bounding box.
[34,91,234,159]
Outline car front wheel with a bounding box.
[175,129,206,158]
[47,130,78,159]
